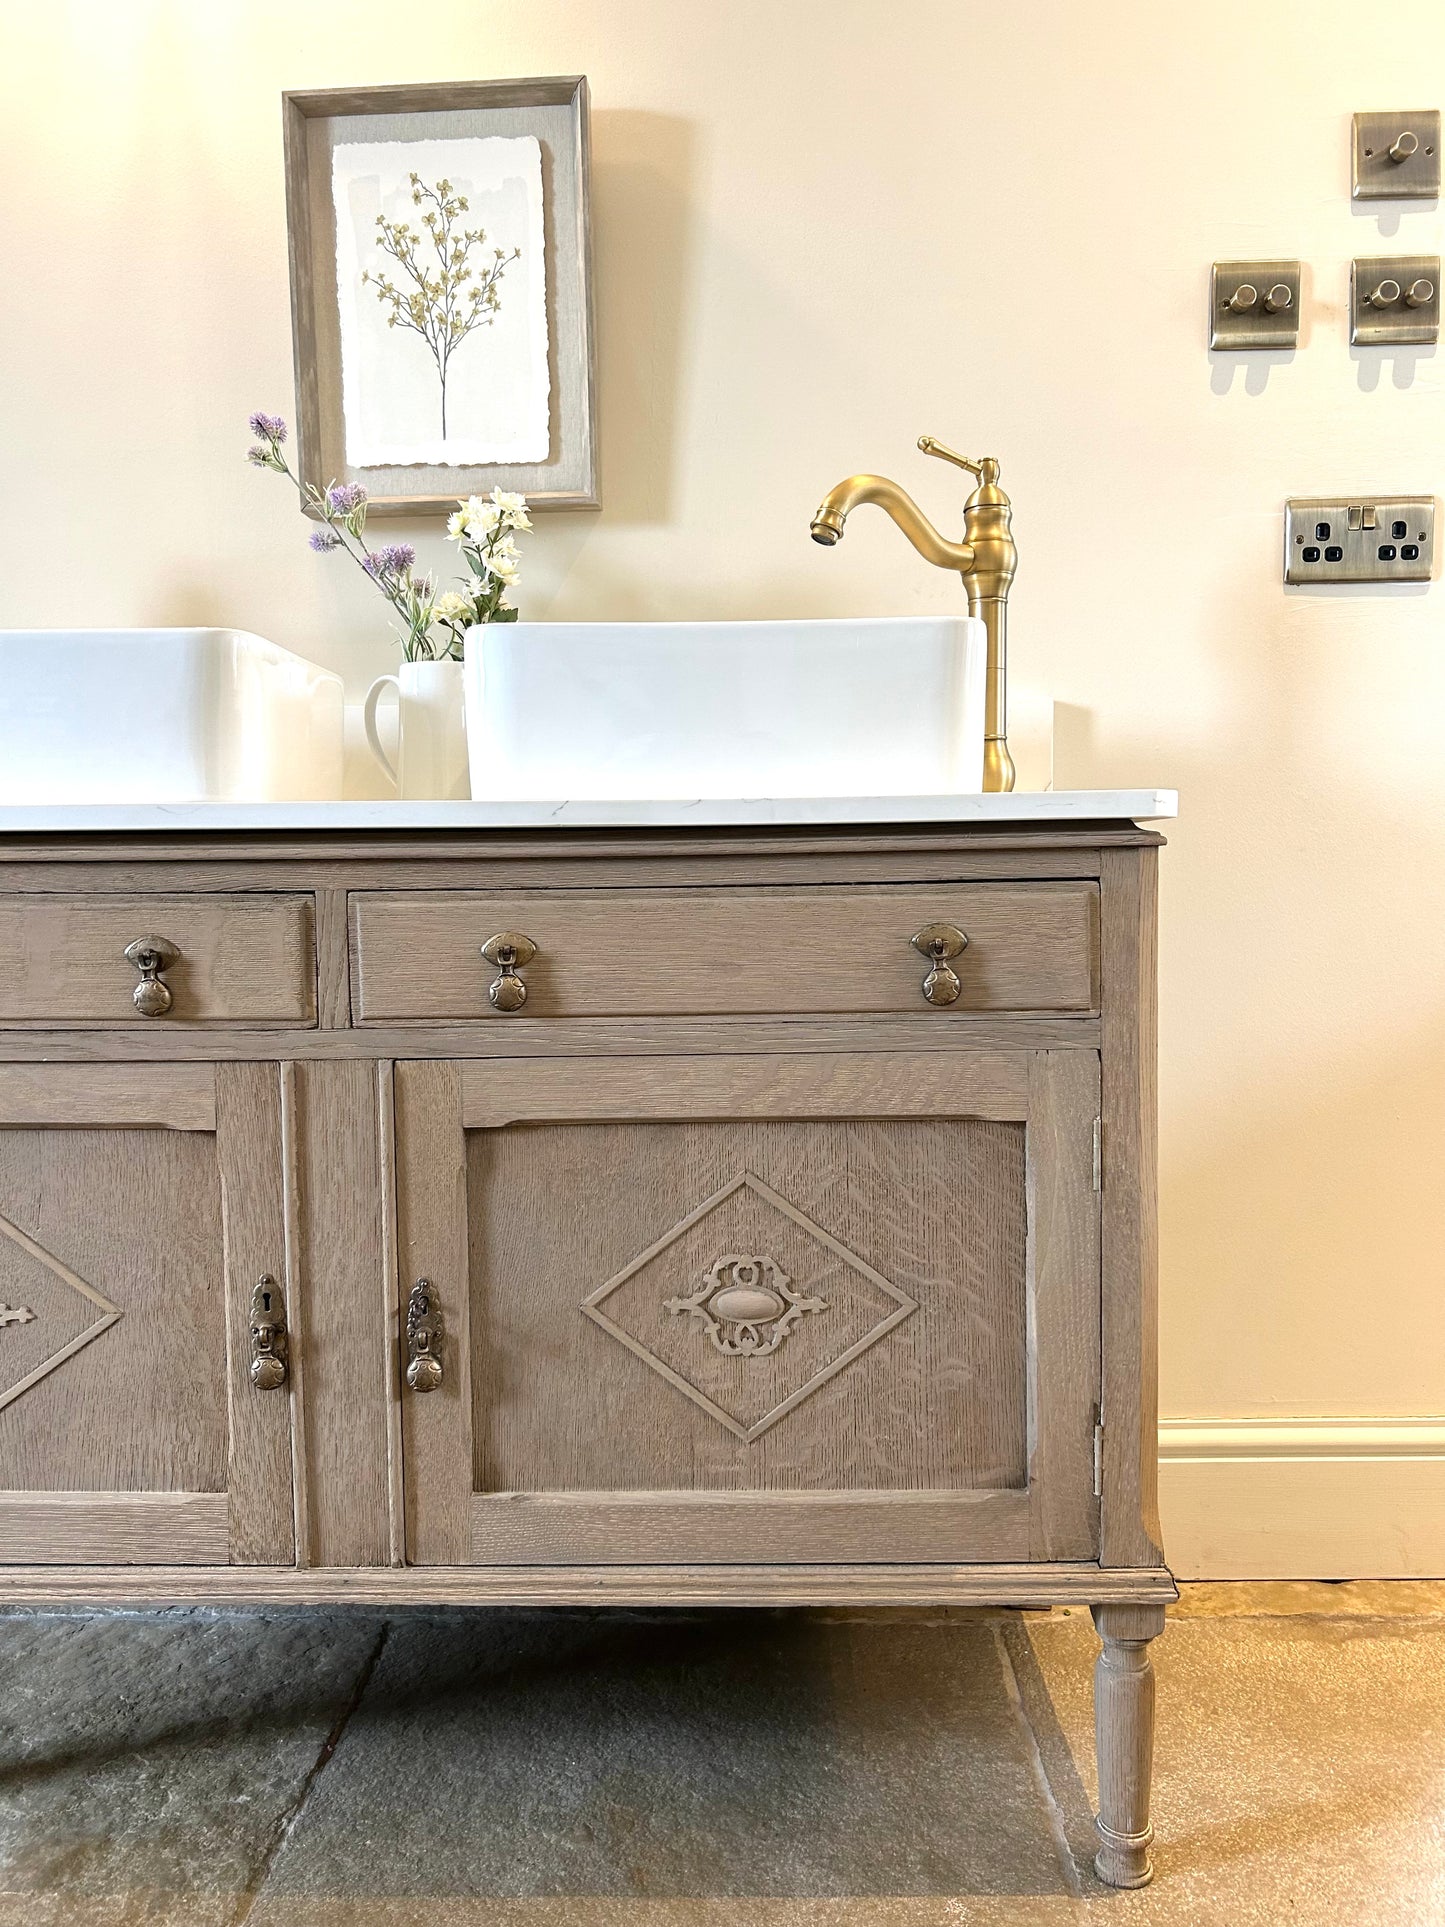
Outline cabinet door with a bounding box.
[394,1049,1100,1567]
[0,1064,295,1565]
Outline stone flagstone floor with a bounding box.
[1,1584,1442,1926]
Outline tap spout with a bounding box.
[810,474,975,575]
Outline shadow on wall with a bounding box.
[590,109,697,527]
[1060,679,1445,1422]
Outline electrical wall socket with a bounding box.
[1284,497,1436,583]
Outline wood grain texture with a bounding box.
[289,1060,391,1565]
[351,884,1100,1022]
[394,1061,474,1565]
[463,1050,1031,1128]
[0,1492,228,1565]
[0,824,1156,877]
[1098,849,1166,1569]
[0,1560,1180,1607]
[1091,1601,1167,1888]
[215,1064,294,1565]
[1026,1049,1102,1560]
[0,894,316,1025]
[465,1108,1028,1514]
[0,1015,1102,1064]
[0,1063,215,1129]
[376,1063,406,1567]
[284,78,597,513]
[314,888,351,1028]
[0,1122,228,1496]
[470,1490,1029,1564]
[279,1061,311,1565]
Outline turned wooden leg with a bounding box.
[1090,1601,1166,1888]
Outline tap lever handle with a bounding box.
[918,435,982,475]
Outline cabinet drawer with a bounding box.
[352,883,1098,1022]
[0,895,316,1026]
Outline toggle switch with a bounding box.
[1210,259,1302,350]
[1351,255,1441,345]
[1353,110,1441,200]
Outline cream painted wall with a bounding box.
[3,0,1443,1569]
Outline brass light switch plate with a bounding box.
[1210,261,1301,351]
[1352,111,1440,201]
[1350,256,1440,346]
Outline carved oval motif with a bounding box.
[710,1284,785,1325]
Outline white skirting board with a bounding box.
[1159,1419,1445,1580]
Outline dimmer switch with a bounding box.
[1285,497,1435,583]
[1352,111,1441,201]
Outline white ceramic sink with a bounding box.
[464,616,988,800]
[0,629,344,803]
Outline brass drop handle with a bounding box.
[406,1278,444,1392]
[910,922,969,1007]
[249,1276,288,1390]
[125,935,178,1017]
[481,931,537,1013]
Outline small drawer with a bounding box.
[351,884,1098,1022]
[0,895,316,1026]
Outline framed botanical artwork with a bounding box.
[282,76,597,516]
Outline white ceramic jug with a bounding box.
[363,660,469,800]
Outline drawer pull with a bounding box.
[406,1278,444,1392]
[124,935,179,1017]
[249,1276,288,1391]
[481,931,537,1013]
[910,922,969,1007]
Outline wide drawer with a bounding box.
[0,894,316,1026]
[351,883,1098,1021]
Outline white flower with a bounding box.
[490,488,532,531]
[447,494,502,541]
[433,591,472,620]
[485,544,521,582]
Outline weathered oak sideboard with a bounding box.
[0,814,1175,1887]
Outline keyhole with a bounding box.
[260,1289,272,1313]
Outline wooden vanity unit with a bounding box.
[0,811,1175,1888]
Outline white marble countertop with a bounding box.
[0,790,1177,833]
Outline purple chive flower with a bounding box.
[248,412,287,442]
[362,544,415,579]
[246,445,269,466]
[309,529,343,552]
[326,482,367,515]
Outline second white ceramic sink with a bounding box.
[0,629,343,803]
[464,616,988,800]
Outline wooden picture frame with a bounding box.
[282,77,597,516]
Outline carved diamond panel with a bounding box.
[0,1209,122,1413]
[581,1172,918,1442]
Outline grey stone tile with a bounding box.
[250,1609,1073,1906]
[0,1606,385,1926]
[1025,1605,1445,1927]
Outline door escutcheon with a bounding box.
[406,1278,444,1391]
[249,1275,288,1390]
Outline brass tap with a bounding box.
[811,436,1018,793]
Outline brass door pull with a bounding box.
[249,1276,288,1390]
[406,1279,444,1391]
[910,922,968,1006]
[481,931,536,1013]
[125,935,179,1017]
